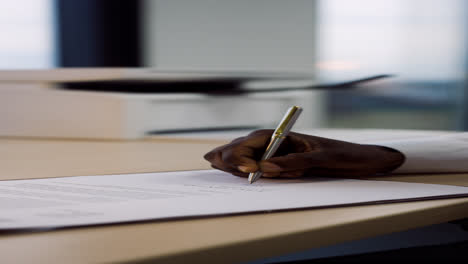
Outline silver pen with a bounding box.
[248,106,303,184]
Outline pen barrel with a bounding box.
[248,137,285,183]
[260,136,285,160]
[249,106,302,184]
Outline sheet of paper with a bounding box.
[156,128,454,142]
[1,170,468,231]
[369,133,468,174]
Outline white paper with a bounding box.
[372,133,468,174]
[1,170,468,231]
[157,128,454,142]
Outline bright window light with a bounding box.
[0,0,54,69]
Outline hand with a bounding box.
[204,129,405,178]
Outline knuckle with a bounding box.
[230,136,247,144]
[221,149,238,164]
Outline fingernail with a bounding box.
[260,162,281,172]
[238,165,256,173]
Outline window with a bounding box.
[317,0,468,130]
[0,0,54,69]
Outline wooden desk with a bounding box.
[1,137,468,264]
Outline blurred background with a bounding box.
[1,0,467,133]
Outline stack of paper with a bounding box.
[1,170,467,231]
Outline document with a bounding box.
[1,170,468,231]
[162,128,454,141]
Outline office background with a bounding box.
[1,0,467,131]
[1,2,468,263]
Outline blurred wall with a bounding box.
[142,0,317,71]
[141,0,325,128]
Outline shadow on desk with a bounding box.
[251,221,468,264]
[290,240,468,263]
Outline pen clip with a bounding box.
[274,106,303,136]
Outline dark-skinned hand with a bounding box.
[204,129,405,179]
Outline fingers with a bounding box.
[204,130,334,178]
[210,165,248,178]
[220,146,259,172]
[207,151,237,172]
[260,152,327,173]
[204,130,274,175]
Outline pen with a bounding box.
[248,106,303,184]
